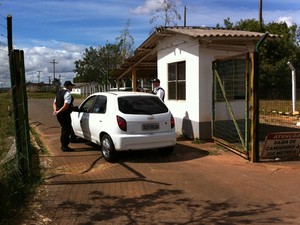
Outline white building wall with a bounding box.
[157,34,201,138]
[157,35,249,139]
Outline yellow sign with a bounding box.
[261,132,300,159]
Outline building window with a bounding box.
[168,61,186,100]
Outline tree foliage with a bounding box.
[73,42,123,89]
[116,19,135,60]
[221,18,300,92]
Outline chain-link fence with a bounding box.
[259,67,300,160]
[212,53,250,158]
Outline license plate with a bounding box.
[142,123,159,131]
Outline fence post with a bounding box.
[250,52,259,162]
[10,50,32,177]
[7,15,32,177]
[250,32,269,162]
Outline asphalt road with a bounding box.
[27,98,300,225]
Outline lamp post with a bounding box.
[287,61,296,114]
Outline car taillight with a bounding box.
[171,114,175,129]
[117,115,127,131]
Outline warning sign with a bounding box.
[261,132,300,159]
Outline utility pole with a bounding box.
[259,0,263,31]
[47,76,51,84]
[37,70,42,83]
[50,59,58,82]
[184,5,186,27]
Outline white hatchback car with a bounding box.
[71,91,177,162]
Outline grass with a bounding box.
[27,91,56,99]
[27,91,84,100]
[260,99,299,114]
[30,126,48,154]
[0,93,14,159]
[0,93,44,224]
[192,138,207,144]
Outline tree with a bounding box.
[73,42,123,90]
[116,19,135,61]
[259,22,299,94]
[150,0,181,28]
[223,17,234,29]
[220,18,300,94]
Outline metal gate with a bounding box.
[212,53,252,159]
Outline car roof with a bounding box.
[91,91,156,97]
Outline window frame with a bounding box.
[167,61,186,100]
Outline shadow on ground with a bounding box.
[109,142,210,164]
[51,188,293,225]
[72,138,210,163]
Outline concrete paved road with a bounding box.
[27,98,300,225]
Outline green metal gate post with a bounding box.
[251,32,269,162]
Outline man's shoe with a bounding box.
[61,146,74,152]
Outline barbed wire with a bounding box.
[0,13,9,87]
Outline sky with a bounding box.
[0,0,299,86]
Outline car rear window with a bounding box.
[118,96,169,114]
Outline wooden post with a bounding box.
[132,66,137,91]
[13,50,32,176]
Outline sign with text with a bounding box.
[261,132,300,159]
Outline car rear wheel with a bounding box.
[101,134,116,162]
[159,146,174,155]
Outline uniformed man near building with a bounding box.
[53,80,75,152]
[152,78,165,101]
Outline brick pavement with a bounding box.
[25,99,300,225]
[31,133,216,224]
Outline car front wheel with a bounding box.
[101,134,116,162]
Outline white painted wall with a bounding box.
[157,34,253,139]
[157,34,201,138]
[215,101,246,121]
[72,82,101,97]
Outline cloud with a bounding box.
[131,0,160,15]
[131,0,183,15]
[278,16,294,27]
[2,0,299,88]
[23,42,85,84]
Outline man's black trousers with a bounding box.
[56,112,72,148]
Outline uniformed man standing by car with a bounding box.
[152,78,165,101]
[53,80,75,152]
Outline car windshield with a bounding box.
[118,96,168,114]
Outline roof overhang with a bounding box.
[111,26,280,80]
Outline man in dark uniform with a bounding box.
[53,80,75,152]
